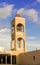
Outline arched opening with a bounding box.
[17,23,24,32]
[17,38,25,49]
[12,25,15,33]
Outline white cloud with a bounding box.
[37,0,40,2]
[27,41,40,49]
[27,36,36,40]
[0,28,11,50]
[0,3,14,19]
[27,43,40,47]
[0,28,10,33]
[17,8,24,14]
[17,8,38,22]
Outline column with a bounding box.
[11,55,12,65]
[6,56,7,64]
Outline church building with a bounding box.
[0,14,40,65]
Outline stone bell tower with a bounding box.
[11,14,26,52]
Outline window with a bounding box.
[17,39,20,48]
[17,24,24,32]
[33,56,35,60]
[7,56,11,64]
[0,55,6,64]
[3,56,6,64]
[0,57,1,64]
[17,38,25,48]
[12,56,16,64]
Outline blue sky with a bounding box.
[0,0,40,51]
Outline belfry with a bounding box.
[11,14,26,52]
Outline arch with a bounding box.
[16,23,24,32]
[17,38,25,49]
[12,25,15,33]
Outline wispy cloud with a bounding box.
[0,2,14,19]
[27,36,37,40]
[27,36,40,51]
[37,0,40,2]
[28,44,40,47]
[27,41,40,51]
[0,28,10,33]
[17,8,38,22]
[0,28,11,50]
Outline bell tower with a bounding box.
[11,14,26,52]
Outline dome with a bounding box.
[15,14,21,17]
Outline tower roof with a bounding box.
[15,14,21,17]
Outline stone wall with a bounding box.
[19,50,40,65]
